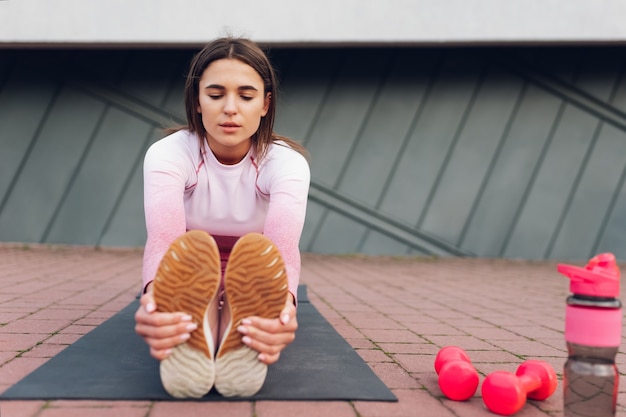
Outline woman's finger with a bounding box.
[150,346,173,361]
[144,332,191,351]
[238,319,295,345]
[135,320,196,339]
[241,335,285,365]
[135,306,193,327]
[257,351,281,365]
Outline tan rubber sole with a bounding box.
[153,230,220,398]
[214,233,288,397]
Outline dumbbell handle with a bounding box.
[517,373,541,398]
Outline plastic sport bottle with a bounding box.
[558,253,622,417]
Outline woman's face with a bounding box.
[197,58,270,164]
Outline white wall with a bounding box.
[1,0,626,46]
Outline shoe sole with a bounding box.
[214,233,288,397]
[153,230,220,398]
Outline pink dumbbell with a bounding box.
[481,360,557,416]
[434,346,480,401]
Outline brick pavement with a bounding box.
[0,244,625,417]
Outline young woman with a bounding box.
[134,37,310,398]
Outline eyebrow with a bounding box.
[204,84,259,92]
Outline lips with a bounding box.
[219,122,241,133]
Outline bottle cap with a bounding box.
[558,253,620,298]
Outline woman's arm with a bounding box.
[142,142,189,291]
[136,139,192,359]
[239,148,310,364]
[261,149,311,301]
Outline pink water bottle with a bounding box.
[558,253,622,417]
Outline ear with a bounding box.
[261,92,271,117]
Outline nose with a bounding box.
[223,94,237,115]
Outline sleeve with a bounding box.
[141,142,189,291]
[261,149,311,304]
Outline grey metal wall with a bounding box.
[1,46,626,261]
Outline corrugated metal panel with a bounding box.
[1,46,626,261]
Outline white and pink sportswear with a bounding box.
[142,129,311,300]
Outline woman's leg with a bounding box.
[207,284,231,355]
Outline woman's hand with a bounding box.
[236,293,298,365]
[134,286,198,360]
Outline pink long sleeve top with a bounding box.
[142,130,310,300]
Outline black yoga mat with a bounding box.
[1,286,396,401]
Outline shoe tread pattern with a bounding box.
[152,231,220,398]
[215,233,288,397]
[153,230,220,357]
[218,233,288,357]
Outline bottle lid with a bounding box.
[557,253,620,298]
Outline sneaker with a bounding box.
[214,233,289,397]
[152,230,220,398]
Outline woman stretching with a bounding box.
[134,37,310,398]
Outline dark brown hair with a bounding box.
[179,37,308,162]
